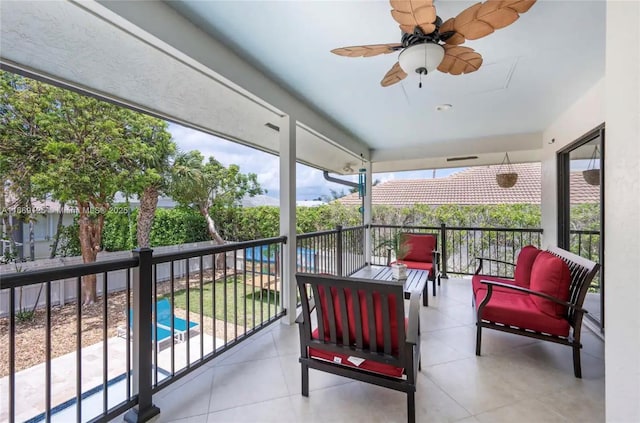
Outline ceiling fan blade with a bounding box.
[437,45,483,75]
[331,43,402,58]
[381,62,408,87]
[390,0,437,35]
[439,18,465,45]
[446,0,536,42]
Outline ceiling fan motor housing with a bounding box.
[398,43,445,75]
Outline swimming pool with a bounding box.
[244,246,316,270]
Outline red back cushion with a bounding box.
[400,233,436,263]
[317,286,400,352]
[529,251,571,317]
[514,245,541,288]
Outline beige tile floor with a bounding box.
[136,278,605,423]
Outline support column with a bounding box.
[363,161,373,264]
[605,1,640,421]
[279,115,297,325]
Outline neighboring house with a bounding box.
[240,194,280,207]
[1,197,77,261]
[1,192,284,260]
[338,163,599,206]
[296,200,327,207]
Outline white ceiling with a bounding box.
[169,0,606,157]
[0,0,607,175]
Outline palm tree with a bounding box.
[129,119,176,248]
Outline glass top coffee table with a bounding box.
[350,265,429,307]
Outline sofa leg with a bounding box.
[407,391,416,423]
[573,345,582,378]
[432,278,436,297]
[475,324,482,356]
[301,363,309,396]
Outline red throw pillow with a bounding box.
[400,233,436,263]
[514,245,541,288]
[529,251,571,317]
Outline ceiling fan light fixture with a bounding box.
[398,43,445,76]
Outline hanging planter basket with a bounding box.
[496,152,518,188]
[496,172,518,188]
[582,169,600,186]
[582,146,600,186]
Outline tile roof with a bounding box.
[338,163,600,206]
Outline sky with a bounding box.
[168,122,464,201]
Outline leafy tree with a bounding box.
[121,116,175,248]
[169,151,262,245]
[20,84,161,304]
[0,71,51,260]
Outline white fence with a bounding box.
[0,241,225,317]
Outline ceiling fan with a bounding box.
[331,0,536,88]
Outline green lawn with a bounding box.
[161,276,281,329]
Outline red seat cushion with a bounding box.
[317,286,400,351]
[399,233,436,263]
[309,329,404,378]
[529,252,571,317]
[475,290,570,337]
[391,260,433,278]
[472,274,527,296]
[514,245,541,288]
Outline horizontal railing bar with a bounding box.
[87,398,138,423]
[371,224,544,233]
[296,229,339,239]
[151,236,287,264]
[447,226,543,233]
[370,224,440,231]
[1,257,139,288]
[569,229,600,235]
[297,225,366,240]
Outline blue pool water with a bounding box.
[245,246,316,270]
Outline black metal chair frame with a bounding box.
[386,231,441,296]
[296,273,422,423]
[474,246,600,378]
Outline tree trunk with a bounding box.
[137,185,159,248]
[0,184,18,258]
[49,202,65,258]
[28,214,35,261]
[77,202,105,304]
[200,206,226,268]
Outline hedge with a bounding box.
[56,202,600,256]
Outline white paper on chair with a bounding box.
[347,356,365,366]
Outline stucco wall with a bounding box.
[540,78,605,247]
[605,1,640,420]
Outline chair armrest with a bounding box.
[475,257,516,275]
[296,297,316,324]
[479,280,588,314]
[406,289,421,345]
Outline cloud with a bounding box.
[168,123,466,200]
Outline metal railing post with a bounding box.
[440,223,449,279]
[336,225,343,276]
[125,248,160,422]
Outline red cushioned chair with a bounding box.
[472,245,541,298]
[475,246,599,378]
[388,232,440,297]
[296,273,422,423]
